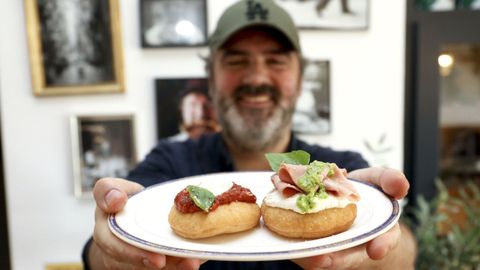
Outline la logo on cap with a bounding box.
[246,0,269,21]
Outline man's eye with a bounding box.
[267,58,288,67]
[225,58,248,67]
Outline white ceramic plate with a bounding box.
[109,172,400,261]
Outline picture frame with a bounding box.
[140,0,208,48]
[274,0,369,30]
[70,114,137,198]
[415,0,455,11]
[292,60,331,134]
[155,78,219,141]
[24,0,125,96]
[416,0,480,11]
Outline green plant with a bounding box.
[403,181,480,270]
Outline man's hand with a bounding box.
[293,167,416,270]
[88,177,204,270]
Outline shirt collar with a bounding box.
[214,131,299,170]
[287,131,299,151]
[214,133,235,170]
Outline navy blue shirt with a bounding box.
[83,132,368,270]
[125,132,368,270]
[128,132,368,186]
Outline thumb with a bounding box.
[93,178,144,213]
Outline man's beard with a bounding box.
[215,85,295,152]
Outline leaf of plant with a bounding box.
[408,179,480,269]
[186,185,215,212]
[265,150,310,172]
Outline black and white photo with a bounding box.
[141,0,208,47]
[71,115,137,197]
[275,0,368,30]
[25,0,124,95]
[292,60,331,134]
[155,78,219,141]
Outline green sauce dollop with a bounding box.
[295,161,332,213]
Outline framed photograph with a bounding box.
[140,0,208,47]
[155,78,220,141]
[416,0,455,11]
[456,0,480,9]
[70,114,137,198]
[274,0,369,30]
[24,0,125,96]
[416,0,480,11]
[292,60,331,134]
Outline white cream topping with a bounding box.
[263,190,353,214]
[197,181,233,196]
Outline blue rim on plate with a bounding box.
[108,173,400,261]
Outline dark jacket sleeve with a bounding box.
[81,237,93,270]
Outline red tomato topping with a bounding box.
[174,183,256,213]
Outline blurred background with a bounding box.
[0,0,479,269]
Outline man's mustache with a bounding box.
[233,85,280,102]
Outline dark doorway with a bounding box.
[0,77,11,269]
[404,1,480,201]
[0,138,10,270]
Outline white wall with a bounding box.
[0,0,405,269]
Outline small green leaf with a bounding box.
[186,185,215,212]
[265,150,310,172]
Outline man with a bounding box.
[82,0,416,269]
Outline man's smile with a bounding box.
[233,84,280,110]
[237,93,273,109]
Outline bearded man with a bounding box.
[82,0,416,269]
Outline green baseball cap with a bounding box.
[209,0,301,53]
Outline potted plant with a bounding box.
[404,180,480,269]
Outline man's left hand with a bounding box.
[293,167,414,270]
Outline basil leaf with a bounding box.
[265,150,310,172]
[186,185,215,212]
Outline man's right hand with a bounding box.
[88,177,204,269]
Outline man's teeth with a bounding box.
[243,95,269,102]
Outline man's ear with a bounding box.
[203,54,216,99]
[300,56,307,76]
[207,76,215,99]
[296,72,303,97]
[199,52,215,97]
[297,55,306,97]
[297,84,303,99]
[208,69,218,100]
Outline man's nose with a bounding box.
[243,60,271,86]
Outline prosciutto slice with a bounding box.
[323,165,360,201]
[272,162,360,201]
[271,174,303,197]
[278,163,307,186]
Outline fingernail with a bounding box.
[317,256,332,268]
[105,189,122,208]
[143,258,155,268]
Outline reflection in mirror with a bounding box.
[438,43,480,186]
